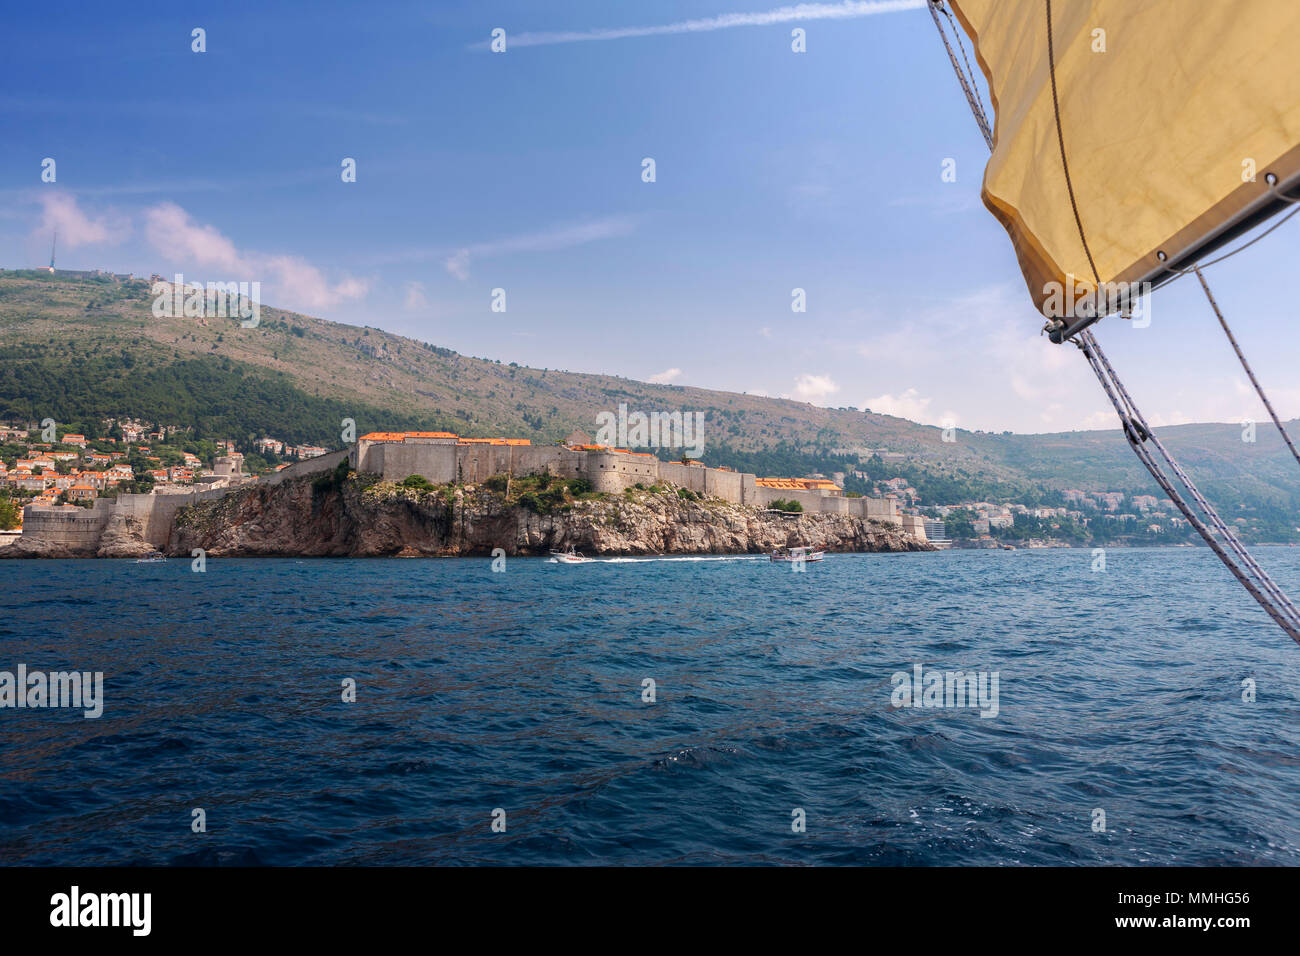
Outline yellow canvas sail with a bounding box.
[947,0,1300,317]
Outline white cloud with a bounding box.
[144,202,243,271]
[34,193,124,248]
[864,387,933,422]
[789,373,840,404]
[444,250,471,280]
[143,202,368,311]
[403,281,429,311]
[264,254,369,311]
[648,367,683,384]
[442,217,636,280]
[485,1,925,49]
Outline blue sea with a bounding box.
[2,547,1299,866]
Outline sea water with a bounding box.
[1,547,1298,865]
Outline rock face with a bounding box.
[169,475,932,557]
[96,512,157,558]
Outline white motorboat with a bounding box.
[769,546,825,563]
[548,547,590,564]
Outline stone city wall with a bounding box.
[352,439,901,525]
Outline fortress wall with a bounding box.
[752,486,886,518]
[862,497,900,524]
[456,446,589,483]
[547,448,589,479]
[657,461,707,494]
[703,468,742,502]
[372,443,459,484]
[21,503,111,552]
[112,493,184,547]
[457,447,504,484]
[263,449,348,486]
[543,447,592,480]
[900,514,928,541]
[816,495,852,515]
[754,486,817,509]
[108,490,236,547]
[508,446,570,478]
[586,451,660,494]
[347,439,900,524]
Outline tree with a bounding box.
[0,494,20,530]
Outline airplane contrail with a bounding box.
[474,1,926,50]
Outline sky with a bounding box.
[2,0,1298,435]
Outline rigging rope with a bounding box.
[927,0,1300,644]
[927,1,993,150]
[1076,330,1300,644]
[1193,265,1300,472]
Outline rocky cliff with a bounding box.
[167,474,931,557]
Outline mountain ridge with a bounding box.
[2,269,1298,511]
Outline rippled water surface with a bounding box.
[2,548,1299,865]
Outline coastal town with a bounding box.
[0,420,326,536]
[0,416,1211,550]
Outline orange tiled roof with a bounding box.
[457,437,532,446]
[756,477,840,491]
[360,431,459,442]
[801,479,841,491]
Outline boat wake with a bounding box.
[592,555,767,564]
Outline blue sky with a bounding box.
[3,0,1298,434]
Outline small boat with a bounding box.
[548,547,590,564]
[135,551,167,563]
[769,546,825,563]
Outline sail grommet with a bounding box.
[1262,172,1299,204]
[1155,250,1168,261]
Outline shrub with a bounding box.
[676,487,699,501]
[567,477,592,495]
[314,459,352,493]
[517,491,542,513]
[401,474,435,493]
[483,474,509,493]
[769,498,803,513]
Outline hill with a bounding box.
[2,270,1298,518]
